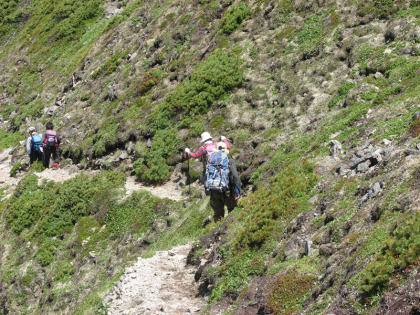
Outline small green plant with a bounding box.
[210,249,265,302]
[133,128,180,183]
[328,82,357,107]
[0,129,24,150]
[10,161,22,177]
[275,0,296,25]
[37,238,60,266]
[237,161,317,250]
[267,273,316,314]
[81,93,90,101]
[357,0,406,19]
[220,3,251,34]
[30,160,45,172]
[92,50,129,79]
[165,49,244,115]
[361,213,420,295]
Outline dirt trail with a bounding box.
[104,243,206,314]
[0,149,186,202]
[1,149,204,313]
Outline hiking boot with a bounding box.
[53,163,59,170]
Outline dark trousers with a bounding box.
[30,151,44,165]
[43,147,60,168]
[210,190,238,222]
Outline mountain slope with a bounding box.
[0,0,419,314]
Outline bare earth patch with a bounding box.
[104,243,206,315]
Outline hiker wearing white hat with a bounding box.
[207,141,241,222]
[184,132,229,160]
[26,126,44,165]
[184,132,230,189]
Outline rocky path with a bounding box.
[104,243,206,314]
[124,175,186,201]
[0,149,186,202]
[1,149,204,313]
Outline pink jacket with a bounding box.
[189,139,230,159]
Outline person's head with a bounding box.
[200,131,212,143]
[213,141,229,154]
[46,122,54,130]
[28,126,36,135]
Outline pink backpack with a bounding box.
[203,141,216,158]
[44,130,58,147]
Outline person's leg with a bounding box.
[36,151,44,164]
[52,147,60,168]
[225,192,238,214]
[44,148,51,168]
[29,152,36,165]
[210,191,225,222]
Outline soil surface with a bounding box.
[0,149,185,202]
[104,243,206,315]
[1,149,202,314]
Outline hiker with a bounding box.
[42,121,61,169]
[184,132,230,187]
[26,126,44,165]
[206,141,241,222]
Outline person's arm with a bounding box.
[188,145,206,159]
[220,136,230,150]
[229,159,241,198]
[26,137,31,155]
[41,132,46,147]
[56,133,61,145]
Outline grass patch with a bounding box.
[267,273,317,314]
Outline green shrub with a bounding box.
[328,82,357,107]
[166,49,244,115]
[0,0,24,39]
[106,190,157,235]
[179,13,193,25]
[267,273,316,314]
[10,161,22,177]
[220,3,251,34]
[134,128,180,183]
[37,238,60,266]
[361,213,420,294]
[0,129,24,150]
[6,175,49,233]
[92,50,129,79]
[357,0,406,19]
[296,15,324,59]
[236,161,317,250]
[275,0,296,25]
[6,172,126,236]
[189,121,206,137]
[92,118,119,157]
[54,260,76,282]
[210,249,265,301]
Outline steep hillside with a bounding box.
[0,0,419,314]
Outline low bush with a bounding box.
[357,0,407,19]
[6,172,126,237]
[267,273,317,314]
[236,161,317,250]
[0,129,24,151]
[210,249,265,301]
[106,190,158,235]
[133,128,180,183]
[220,3,251,34]
[166,49,244,115]
[361,213,420,294]
[92,50,129,79]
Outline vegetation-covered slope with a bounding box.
[0,0,419,314]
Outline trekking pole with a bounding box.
[187,156,191,197]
